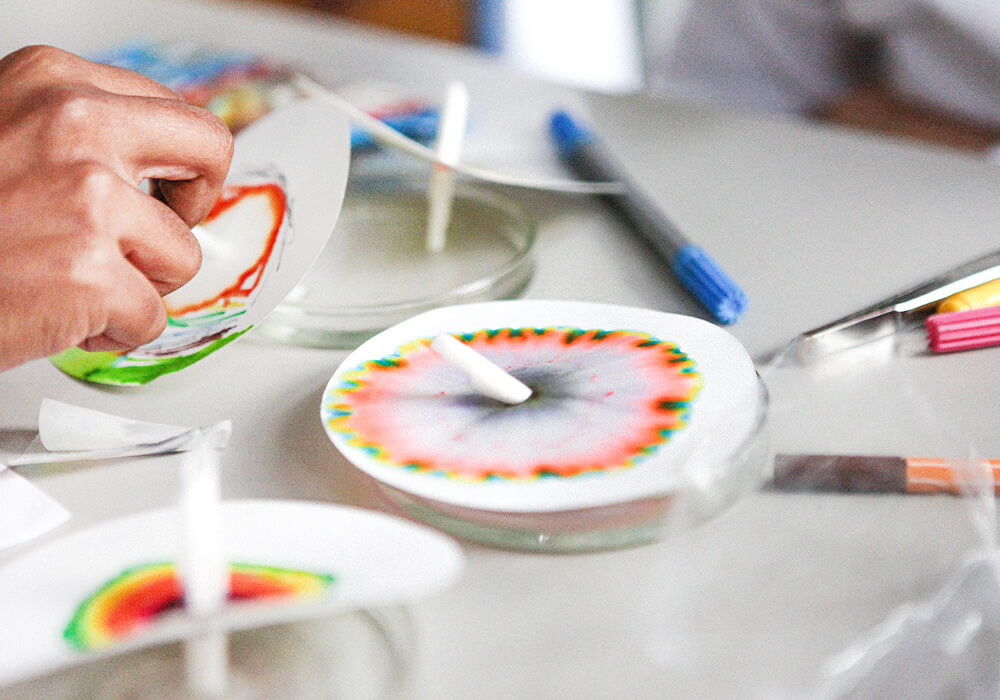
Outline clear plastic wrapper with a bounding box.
[820,554,1000,699]
[636,326,1000,698]
[765,331,1000,697]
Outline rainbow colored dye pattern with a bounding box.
[50,182,285,386]
[325,327,703,480]
[64,562,336,651]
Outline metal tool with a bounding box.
[787,249,1000,361]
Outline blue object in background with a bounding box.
[91,40,260,91]
[472,0,506,54]
[350,109,440,152]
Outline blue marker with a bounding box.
[549,110,748,325]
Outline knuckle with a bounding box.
[32,86,107,156]
[70,161,118,200]
[0,45,72,79]
[144,227,203,295]
[62,259,167,350]
[34,288,106,356]
[59,162,118,232]
[41,318,87,357]
[195,107,235,166]
[62,266,166,349]
[65,242,116,298]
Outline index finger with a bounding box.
[109,94,234,226]
[9,46,233,225]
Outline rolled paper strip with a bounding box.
[38,398,189,451]
[7,430,200,468]
[426,81,469,253]
[178,431,228,617]
[177,426,231,696]
[293,74,625,195]
[430,333,533,405]
[18,401,233,467]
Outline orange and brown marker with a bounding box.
[771,454,1000,495]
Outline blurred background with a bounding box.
[224,0,1000,156]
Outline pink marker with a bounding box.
[926,305,1000,353]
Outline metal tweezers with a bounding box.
[787,248,1000,360]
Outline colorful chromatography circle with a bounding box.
[328,327,702,479]
[323,301,762,513]
[64,562,336,651]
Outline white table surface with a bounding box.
[2,1,1000,698]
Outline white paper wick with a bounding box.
[425,81,469,253]
[177,425,229,697]
[431,333,532,405]
[38,398,189,452]
[291,73,623,195]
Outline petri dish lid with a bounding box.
[259,175,536,349]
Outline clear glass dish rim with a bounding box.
[270,176,537,321]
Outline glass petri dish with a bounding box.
[258,176,536,349]
[321,300,772,554]
[2,608,414,700]
[377,378,771,553]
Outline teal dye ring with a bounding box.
[324,326,703,481]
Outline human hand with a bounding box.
[0,45,233,372]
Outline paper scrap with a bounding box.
[0,466,70,551]
[39,399,189,451]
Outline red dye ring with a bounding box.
[64,562,335,651]
[326,327,702,480]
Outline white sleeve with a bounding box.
[641,0,857,114]
[851,0,1000,127]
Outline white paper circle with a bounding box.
[0,500,463,686]
[322,300,763,513]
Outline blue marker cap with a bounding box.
[549,109,595,158]
[672,245,749,325]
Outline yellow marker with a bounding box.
[937,277,1000,313]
